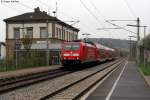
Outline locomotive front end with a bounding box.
[61,42,81,66]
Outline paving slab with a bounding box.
[87,61,150,100]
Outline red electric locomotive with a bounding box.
[61,41,97,66]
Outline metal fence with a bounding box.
[0,50,61,72]
[16,50,61,66]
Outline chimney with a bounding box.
[34,7,40,13]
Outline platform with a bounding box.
[87,61,150,100]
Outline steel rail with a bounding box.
[0,68,72,94]
[40,59,124,100]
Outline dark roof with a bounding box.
[4,7,79,32]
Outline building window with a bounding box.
[70,32,72,41]
[15,43,21,50]
[70,33,73,41]
[14,28,20,39]
[70,33,72,41]
[40,27,47,38]
[72,33,73,41]
[69,32,70,41]
[66,31,68,41]
[64,30,66,40]
[59,28,62,39]
[75,34,78,40]
[26,27,33,38]
[56,28,60,38]
[73,33,75,40]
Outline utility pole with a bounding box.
[106,18,143,63]
[127,17,141,64]
[128,36,137,60]
[137,17,140,64]
[143,26,147,68]
[137,17,140,40]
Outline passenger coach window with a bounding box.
[64,44,80,50]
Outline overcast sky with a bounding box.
[0,0,150,42]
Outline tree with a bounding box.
[144,36,150,49]
[21,35,32,52]
[19,34,33,66]
[21,34,33,59]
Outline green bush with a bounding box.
[0,53,47,72]
[139,62,150,76]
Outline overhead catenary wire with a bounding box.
[36,0,96,35]
[18,2,34,10]
[106,20,137,34]
[0,0,96,40]
[87,0,127,39]
[1,1,34,13]
[81,0,125,38]
[89,0,138,37]
[80,0,105,28]
[123,0,136,18]
[88,0,138,38]
[1,3,22,13]
[36,0,79,21]
[37,0,50,8]
[87,0,107,20]
[37,0,94,37]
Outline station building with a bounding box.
[4,7,79,64]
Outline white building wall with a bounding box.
[48,23,52,37]
[8,23,52,39]
[8,24,21,39]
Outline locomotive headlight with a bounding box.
[64,54,70,56]
[73,53,79,56]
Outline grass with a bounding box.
[139,62,150,76]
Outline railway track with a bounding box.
[40,59,124,100]
[0,59,124,100]
[0,68,72,94]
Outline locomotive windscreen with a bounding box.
[64,43,80,50]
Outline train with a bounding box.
[60,40,119,67]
